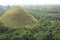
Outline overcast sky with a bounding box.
[0,0,60,5]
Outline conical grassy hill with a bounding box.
[0,6,38,28]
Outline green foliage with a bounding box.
[0,22,37,40]
[0,5,60,40]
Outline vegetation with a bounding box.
[0,5,60,40]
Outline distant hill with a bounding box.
[0,6,38,28]
[23,5,60,18]
[24,5,60,13]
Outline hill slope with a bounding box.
[0,6,38,28]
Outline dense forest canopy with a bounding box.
[0,5,60,40]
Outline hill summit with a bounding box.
[0,6,38,28]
